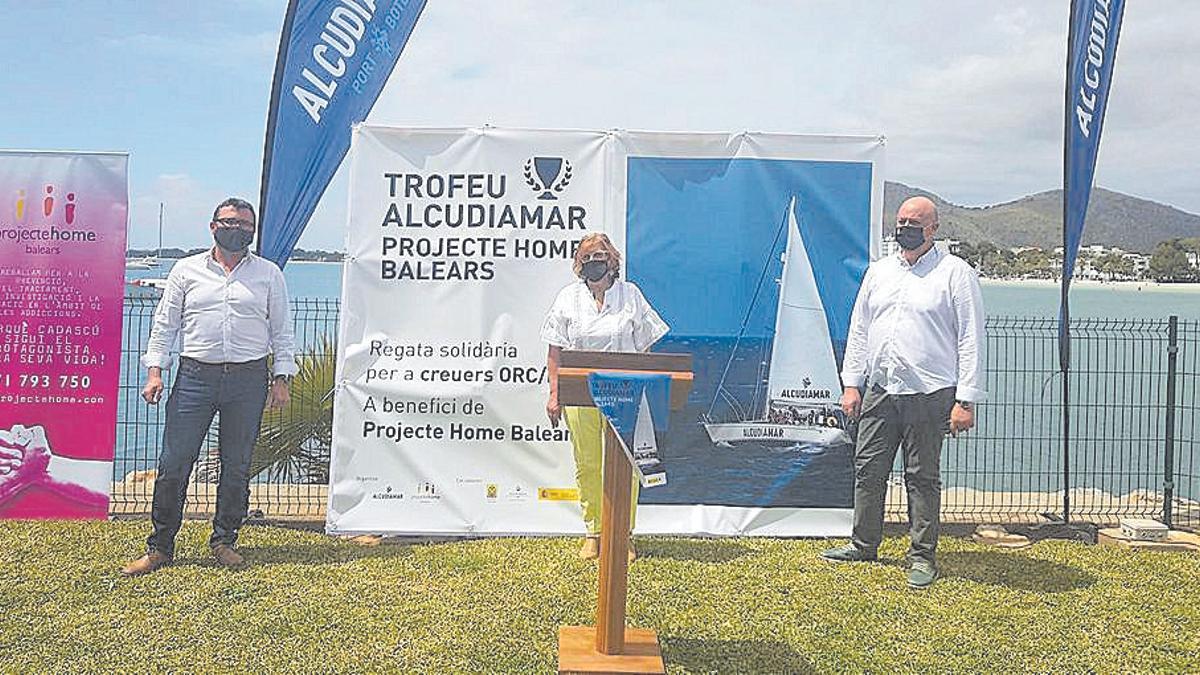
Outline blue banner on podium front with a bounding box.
[587,372,671,488]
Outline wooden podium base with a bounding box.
[557,626,665,674]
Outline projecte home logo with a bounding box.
[523,156,572,200]
[413,481,441,501]
[14,185,77,224]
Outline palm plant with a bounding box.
[250,336,337,483]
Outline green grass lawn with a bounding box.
[1,521,1197,673]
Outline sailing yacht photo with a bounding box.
[703,196,851,448]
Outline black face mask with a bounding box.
[582,260,610,282]
[895,226,926,251]
[214,227,254,253]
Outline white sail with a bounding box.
[765,197,842,408]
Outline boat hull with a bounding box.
[704,421,849,447]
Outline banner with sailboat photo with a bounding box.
[328,127,883,536]
[617,132,883,535]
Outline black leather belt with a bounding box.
[180,356,268,373]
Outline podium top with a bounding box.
[556,351,693,410]
[559,350,691,373]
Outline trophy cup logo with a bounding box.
[523,156,572,200]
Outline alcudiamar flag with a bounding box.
[1061,0,1125,360]
[258,0,426,266]
[1058,0,1124,523]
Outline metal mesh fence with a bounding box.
[111,297,1198,528]
[898,316,1199,527]
[1174,319,1199,528]
[111,295,338,519]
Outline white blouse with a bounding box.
[540,280,669,353]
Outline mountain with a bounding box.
[884,182,1200,253]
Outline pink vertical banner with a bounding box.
[0,150,128,519]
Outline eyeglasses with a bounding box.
[215,217,255,229]
[580,251,609,263]
[896,217,926,227]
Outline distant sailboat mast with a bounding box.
[158,202,164,260]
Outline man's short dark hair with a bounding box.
[212,197,256,224]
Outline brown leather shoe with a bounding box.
[578,536,600,560]
[121,550,171,577]
[211,544,246,568]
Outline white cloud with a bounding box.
[104,30,278,69]
[128,174,225,250]
[262,0,1200,249]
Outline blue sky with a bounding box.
[2,2,282,248]
[3,1,1197,250]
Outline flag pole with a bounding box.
[1029,0,1124,544]
[1059,0,1078,525]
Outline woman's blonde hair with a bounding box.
[572,232,621,281]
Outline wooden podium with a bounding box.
[555,350,693,675]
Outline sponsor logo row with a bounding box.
[365,477,578,504]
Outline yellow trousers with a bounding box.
[564,406,638,535]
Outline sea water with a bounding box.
[116,262,1198,505]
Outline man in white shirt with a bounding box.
[122,198,297,576]
[820,196,985,589]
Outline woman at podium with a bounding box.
[540,233,669,561]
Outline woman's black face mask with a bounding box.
[582,259,609,282]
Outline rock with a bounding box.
[123,469,157,484]
[972,524,1032,549]
[1126,489,1163,505]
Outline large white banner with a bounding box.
[328,126,884,536]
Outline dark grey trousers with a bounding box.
[851,385,955,563]
[147,357,269,557]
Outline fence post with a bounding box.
[1163,315,1178,527]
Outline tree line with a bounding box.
[955,237,1200,282]
[126,247,345,262]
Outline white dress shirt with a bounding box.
[541,279,669,353]
[141,250,298,377]
[840,246,986,402]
